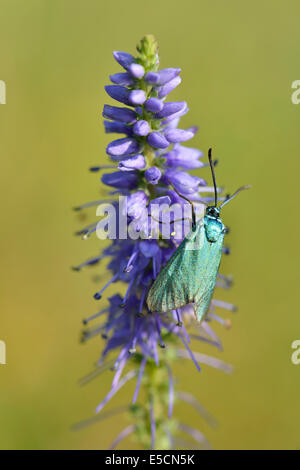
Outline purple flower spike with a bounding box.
[102,105,136,124]
[164,128,195,143]
[157,75,182,98]
[145,68,181,86]
[129,63,145,79]
[133,120,151,136]
[113,51,135,70]
[109,73,135,86]
[147,131,169,149]
[155,101,187,119]
[118,154,146,171]
[105,85,131,105]
[106,137,140,158]
[77,35,236,451]
[145,97,163,113]
[129,90,147,105]
[101,170,138,189]
[145,166,162,185]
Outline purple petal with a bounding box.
[163,116,181,130]
[109,73,134,86]
[125,191,148,218]
[133,120,151,136]
[106,137,140,158]
[147,131,169,149]
[118,154,146,171]
[145,68,181,86]
[162,106,189,123]
[113,51,135,70]
[164,169,205,194]
[105,85,131,105]
[144,72,159,84]
[101,171,138,189]
[144,166,162,185]
[164,128,195,143]
[103,105,137,124]
[149,195,171,207]
[128,63,145,79]
[129,89,147,105]
[145,97,163,113]
[157,75,182,98]
[163,145,203,169]
[139,240,159,258]
[155,101,187,119]
[104,121,132,135]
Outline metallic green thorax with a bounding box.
[147,209,226,323]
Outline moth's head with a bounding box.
[204,215,224,242]
[205,206,220,219]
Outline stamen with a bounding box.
[177,391,217,428]
[124,248,138,273]
[132,357,146,404]
[167,365,174,418]
[155,315,165,348]
[212,299,237,312]
[138,286,147,316]
[89,165,117,172]
[82,308,109,325]
[94,273,119,300]
[95,370,136,414]
[150,396,156,450]
[152,256,157,279]
[120,275,136,307]
[216,273,233,289]
[73,198,113,211]
[109,425,136,450]
[82,226,98,240]
[207,313,231,329]
[72,255,104,272]
[175,309,183,327]
[75,221,97,236]
[81,324,105,342]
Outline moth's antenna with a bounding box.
[219,185,251,209]
[208,148,218,207]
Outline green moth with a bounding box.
[147,149,250,323]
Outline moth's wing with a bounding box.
[147,220,206,313]
[193,234,224,322]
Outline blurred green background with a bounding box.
[0,0,299,450]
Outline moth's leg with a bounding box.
[167,179,196,229]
